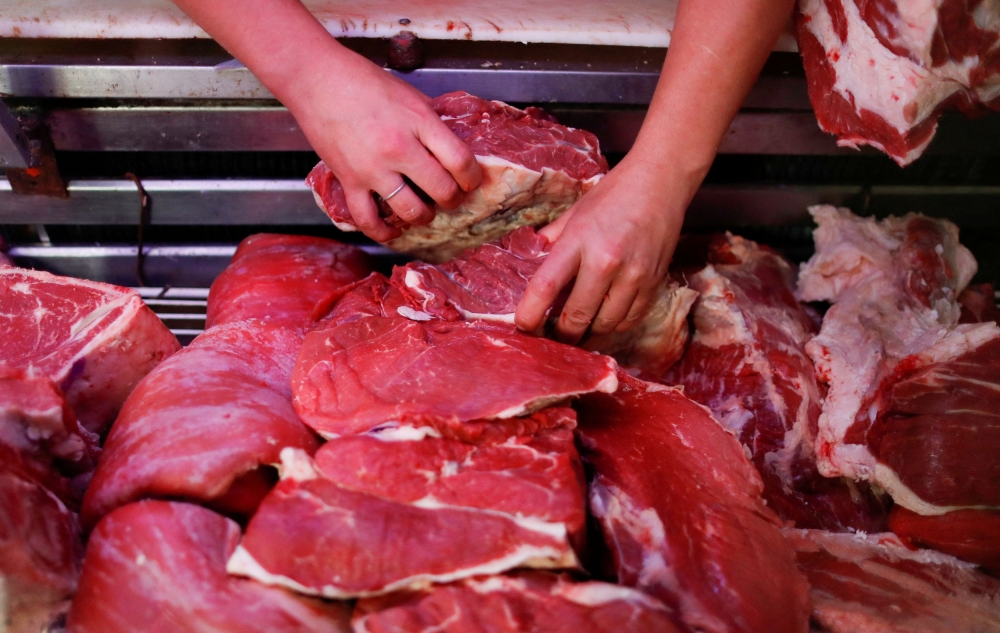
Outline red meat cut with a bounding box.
[206,233,374,330]
[796,0,1000,165]
[82,322,319,528]
[889,507,1000,574]
[665,233,887,532]
[0,268,180,434]
[228,413,585,598]
[67,501,350,633]
[353,572,682,633]
[394,226,698,375]
[786,528,1000,632]
[292,312,617,438]
[576,371,811,633]
[307,91,608,262]
[959,283,1000,324]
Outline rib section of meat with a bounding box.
[292,312,617,438]
[665,233,887,532]
[576,372,811,633]
[394,226,698,375]
[307,91,608,262]
[82,322,319,528]
[787,528,1000,632]
[797,0,1000,165]
[353,572,681,633]
[0,268,180,434]
[206,233,374,330]
[67,501,350,633]
[228,418,585,598]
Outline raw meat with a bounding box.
[0,371,98,504]
[292,313,617,438]
[890,507,1000,574]
[959,282,1000,323]
[665,233,887,532]
[797,205,977,485]
[797,0,1000,165]
[307,91,608,262]
[0,268,180,434]
[0,468,81,633]
[228,421,584,598]
[576,371,811,633]
[395,226,698,374]
[206,233,374,330]
[353,571,682,633]
[82,322,319,528]
[786,528,1000,632]
[66,500,350,633]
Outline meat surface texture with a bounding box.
[353,571,682,633]
[787,528,1000,633]
[576,371,811,633]
[395,226,698,375]
[66,501,350,633]
[0,268,180,434]
[797,0,1000,165]
[307,91,608,262]
[206,233,374,330]
[228,425,584,598]
[292,312,617,438]
[666,233,887,532]
[890,507,1000,574]
[82,321,319,528]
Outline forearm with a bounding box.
[629,0,795,200]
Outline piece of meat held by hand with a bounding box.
[67,501,350,633]
[787,528,1000,633]
[393,226,697,375]
[82,322,319,529]
[307,91,608,262]
[291,313,617,438]
[0,268,180,434]
[352,571,682,633]
[665,233,887,532]
[206,233,374,330]
[576,371,810,633]
[227,417,585,599]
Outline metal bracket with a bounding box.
[4,117,68,198]
[0,98,31,169]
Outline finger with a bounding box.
[345,186,400,243]
[401,153,464,211]
[380,179,435,227]
[614,286,654,333]
[418,119,482,193]
[591,271,643,335]
[538,207,576,243]
[515,246,581,333]
[554,257,617,345]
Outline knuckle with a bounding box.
[593,252,621,276]
[381,133,411,162]
[563,306,594,326]
[529,275,559,298]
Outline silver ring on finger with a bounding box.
[383,181,407,201]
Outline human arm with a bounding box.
[514,0,795,342]
[171,0,482,242]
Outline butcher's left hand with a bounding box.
[514,155,688,343]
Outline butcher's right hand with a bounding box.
[287,51,482,242]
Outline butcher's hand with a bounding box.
[514,155,686,343]
[169,0,482,243]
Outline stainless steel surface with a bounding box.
[0,98,31,168]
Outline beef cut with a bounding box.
[665,233,887,532]
[0,268,180,434]
[796,0,1000,165]
[82,322,319,528]
[206,233,374,330]
[576,371,811,633]
[787,528,1000,632]
[229,415,585,598]
[353,571,682,633]
[292,310,617,438]
[307,91,608,262]
[67,501,350,633]
[395,226,698,375]
[889,507,1000,574]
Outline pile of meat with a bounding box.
[796,0,1000,165]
